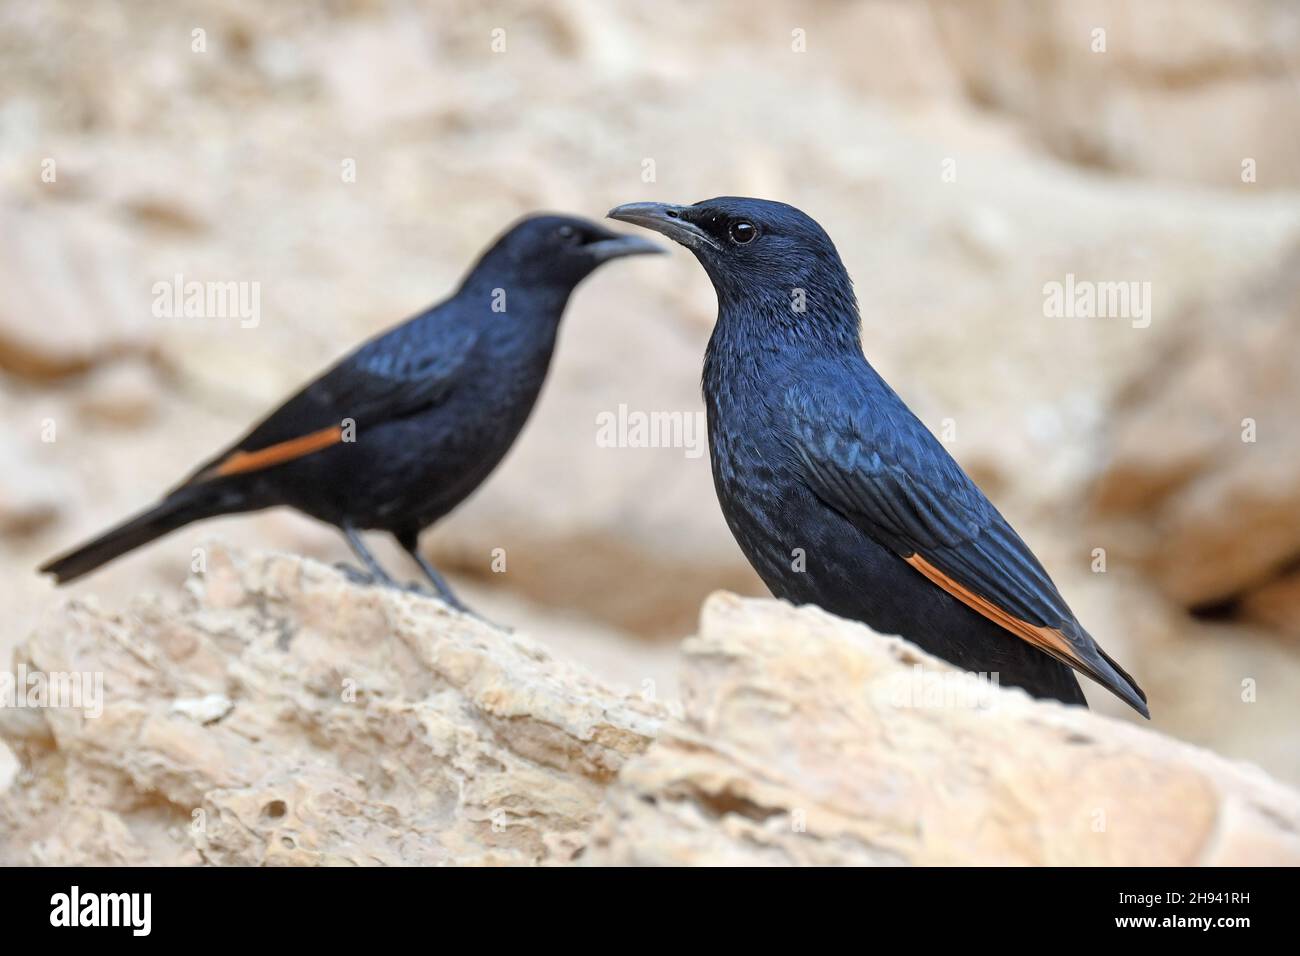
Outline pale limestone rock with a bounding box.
[585,595,1300,866]
[71,358,164,427]
[5,552,1299,866]
[1239,568,1300,640]
[0,205,154,379]
[0,546,664,866]
[1092,244,1300,608]
[0,741,17,793]
[170,693,234,725]
[932,0,1300,189]
[0,435,70,536]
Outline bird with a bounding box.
[609,197,1148,716]
[40,214,662,615]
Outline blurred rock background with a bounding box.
[1,0,1297,783]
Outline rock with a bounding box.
[1047,569,1300,786]
[5,551,1298,866]
[932,0,1300,189]
[1091,243,1300,609]
[71,358,164,427]
[1237,566,1300,640]
[586,595,1300,866]
[0,546,664,866]
[0,204,155,379]
[0,433,70,536]
[171,693,234,725]
[0,741,17,793]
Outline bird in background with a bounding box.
[609,197,1148,716]
[41,214,662,615]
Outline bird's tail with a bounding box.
[1092,645,1150,719]
[39,489,233,585]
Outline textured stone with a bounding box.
[1091,244,1300,608]
[0,547,664,866]
[5,554,1298,866]
[0,205,153,379]
[932,0,1300,189]
[586,595,1300,866]
[1238,566,1300,640]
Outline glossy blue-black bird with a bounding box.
[40,214,661,614]
[610,197,1147,716]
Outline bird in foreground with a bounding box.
[41,214,662,614]
[609,197,1148,716]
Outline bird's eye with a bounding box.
[556,225,578,243]
[728,220,757,244]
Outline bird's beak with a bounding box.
[583,232,665,262]
[607,202,721,252]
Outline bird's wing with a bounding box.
[184,320,479,484]
[781,380,1148,715]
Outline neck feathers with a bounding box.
[707,264,861,362]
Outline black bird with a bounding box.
[609,197,1147,716]
[41,214,661,612]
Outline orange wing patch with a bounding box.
[905,553,1082,669]
[205,425,344,479]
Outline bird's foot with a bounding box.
[334,562,380,587]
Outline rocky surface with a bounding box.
[0,547,664,865]
[589,595,1300,866]
[3,548,1297,866]
[932,0,1300,189]
[1091,243,1300,610]
[0,0,1297,795]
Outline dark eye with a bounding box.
[728,220,757,244]
[557,225,578,243]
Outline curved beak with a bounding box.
[607,202,720,252]
[584,232,665,262]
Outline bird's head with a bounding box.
[474,214,663,292]
[607,198,856,326]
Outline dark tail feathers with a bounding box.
[1095,644,1150,719]
[39,490,226,585]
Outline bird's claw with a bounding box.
[334,562,379,586]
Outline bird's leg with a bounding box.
[406,549,470,612]
[395,532,505,628]
[337,524,401,588]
